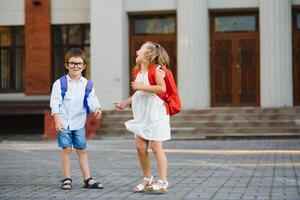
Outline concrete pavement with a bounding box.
[0,139,300,200]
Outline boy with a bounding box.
[50,48,103,190]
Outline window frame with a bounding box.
[51,24,90,82]
[0,26,25,93]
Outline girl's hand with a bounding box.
[131,81,144,91]
[94,108,102,119]
[114,101,127,111]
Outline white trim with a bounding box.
[0,0,24,25]
[125,0,176,12]
[208,0,258,9]
[51,0,90,24]
[0,93,49,101]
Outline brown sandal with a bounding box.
[61,178,72,190]
[83,177,104,189]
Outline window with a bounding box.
[133,16,176,34]
[214,15,256,32]
[0,26,24,92]
[52,24,90,81]
[296,13,300,30]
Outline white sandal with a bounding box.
[133,176,153,193]
[146,179,169,193]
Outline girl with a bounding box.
[115,41,170,193]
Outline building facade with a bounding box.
[0,0,298,111]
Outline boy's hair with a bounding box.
[64,48,87,64]
[143,41,170,67]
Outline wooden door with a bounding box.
[293,9,300,105]
[210,12,259,106]
[129,14,177,95]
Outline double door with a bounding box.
[211,33,259,106]
[129,14,177,95]
[293,9,300,105]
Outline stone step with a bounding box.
[99,120,299,129]
[103,107,300,116]
[97,126,300,136]
[97,107,300,138]
[102,115,300,123]
[95,127,300,140]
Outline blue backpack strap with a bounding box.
[60,75,68,101]
[84,80,93,115]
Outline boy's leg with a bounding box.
[61,147,72,179]
[76,148,103,188]
[76,148,91,180]
[72,127,90,179]
[151,141,168,180]
[136,136,151,178]
[57,129,73,189]
[73,127,102,188]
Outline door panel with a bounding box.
[212,38,233,105]
[238,36,259,106]
[293,10,300,105]
[294,35,300,104]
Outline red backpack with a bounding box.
[132,65,181,116]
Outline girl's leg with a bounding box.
[76,148,91,180]
[61,147,72,189]
[136,136,151,177]
[133,136,153,192]
[151,141,168,180]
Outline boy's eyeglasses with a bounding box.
[67,62,86,69]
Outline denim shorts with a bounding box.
[57,127,87,149]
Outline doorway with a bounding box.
[129,13,177,95]
[210,11,260,106]
[293,8,300,105]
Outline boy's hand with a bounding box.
[131,81,144,91]
[53,114,64,132]
[114,102,127,111]
[55,123,64,132]
[94,108,102,119]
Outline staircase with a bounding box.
[95,107,300,139]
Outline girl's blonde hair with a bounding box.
[142,41,170,67]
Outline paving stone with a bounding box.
[0,139,300,200]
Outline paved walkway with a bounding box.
[0,139,300,200]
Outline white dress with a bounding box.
[125,68,171,141]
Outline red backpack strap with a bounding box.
[147,65,170,115]
[132,66,141,81]
[147,65,157,85]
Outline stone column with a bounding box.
[177,0,210,109]
[260,0,293,107]
[91,0,128,110]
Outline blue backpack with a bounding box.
[60,75,93,116]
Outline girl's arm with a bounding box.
[131,70,166,94]
[114,96,132,111]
